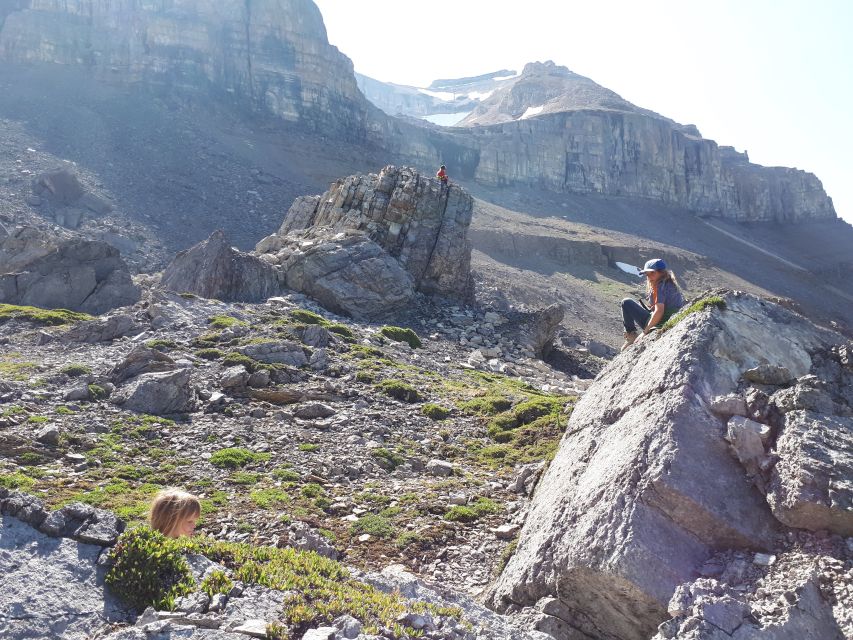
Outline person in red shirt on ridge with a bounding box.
[436,164,448,185]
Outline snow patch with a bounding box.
[493,72,521,81]
[418,88,456,101]
[616,262,641,277]
[421,112,470,127]
[467,90,495,101]
[519,105,545,120]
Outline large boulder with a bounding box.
[0,515,130,638]
[255,165,474,316]
[0,228,139,314]
[111,368,194,415]
[278,232,416,320]
[487,293,846,640]
[161,229,284,303]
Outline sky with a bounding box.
[314,0,853,225]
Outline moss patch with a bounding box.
[376,379,422,403]
[0,304,92,326]
[379,326,422,349]
[209,447,270,469]
[660,296,727,332]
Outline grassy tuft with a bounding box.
[350,514,395,538]
[208,315,246,329]
[375,379,422,403]
[60,363,92,377]
[0,304,92,326]
[421,403,451,420]
[379,326,422,349]
[660,296,727,332]
[209,447,270,469]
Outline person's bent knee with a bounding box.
[621,298,634,308]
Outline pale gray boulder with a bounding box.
[62,313,140,343]
[0,515,130,639]
[487,292,843,640]
[767,411,853,535]
[0,230,139,314]
[112,368,194,415]
[238,340,308,366]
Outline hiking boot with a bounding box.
[621,331,638,351]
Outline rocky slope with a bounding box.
[487,292,853,639]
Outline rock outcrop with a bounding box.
[0,0,374,139]
[0,491,130,639]
[0,226,140,314]
[31,167,113,229]
[161,230,284,303]
[487,292,851,640]
[254,165,474,318]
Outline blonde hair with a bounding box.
[149,488,200,538]
[645,268,681,296]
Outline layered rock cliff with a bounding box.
[0,0,375,138]
[0,2,838,224]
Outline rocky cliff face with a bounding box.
[0,3,837,224]
[0,0,374,138]
[394,98,835,223]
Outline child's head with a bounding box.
[149,488,201,538]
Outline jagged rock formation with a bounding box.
[0,0,373,138]
[254,165,474,318]
[161,230,284,303]
[0,226,140,314]
[459,61,669,126]
[31,167,113,229]
[487,292,851,639]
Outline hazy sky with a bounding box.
[314,0,853,225]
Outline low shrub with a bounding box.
[145,339,178,352]
[208,315,246,329]
[379,326,422,349]
[326,323,354,339]
[421,403,451,420]
[106,527,195,611]
[370,447,405,469]
[200,570,234,597]
[376,379,422,403]
[350,514,395,538]
[459,395,513,416]
[209,447,270,469]
[194,348,225,360]
[61,363,92,377]
[290,309,325,325]
[88,384,108,400]
[250,488,291,509]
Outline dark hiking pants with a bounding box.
[621,298,650,333]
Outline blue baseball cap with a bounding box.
[639,258,667,273]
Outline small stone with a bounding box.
[294,403,336,419]
[36,425,61,446]
[743,364,795,386]
[426,459,454,477]
[301,627,336,640]
[358,534,372,543]
[753,553,776,566]
[491,524,521,540]
[65,453,86,464]
[233,619,269,638]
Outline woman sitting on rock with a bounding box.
[149,488,200,538]
[620,258,684,351]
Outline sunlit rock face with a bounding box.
[0,0,374,138]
